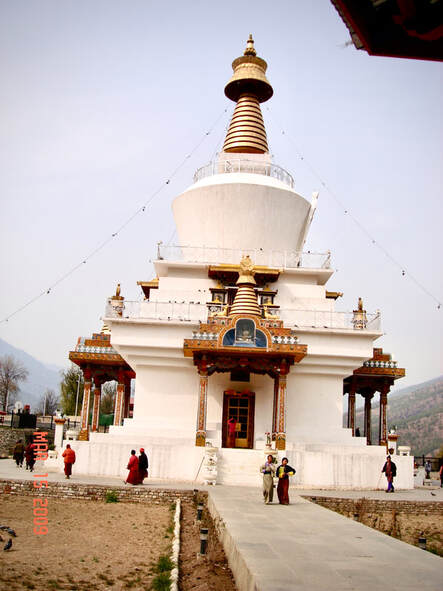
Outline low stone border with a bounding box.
[170,499,181,591]
[0,478,195,504]
[304,495,443,515]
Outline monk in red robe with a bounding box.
[126,450,139,485]
[62,444,76,479]
[227,417,237,448]
[25,441,36,472]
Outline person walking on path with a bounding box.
[13,440,25,467]
[382,455,397,492]
[276,457,296,505]
[62,444,76,479]
[439,464,443,488]
[24,441,36,472]
[425,460,432,479]
[260,454,276,504]
[138,448,148,484]
[125,450,139,485]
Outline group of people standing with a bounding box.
[260,455,296,505]
[13,439,37,472]
[260,453,405,503]
[125,448,149,485]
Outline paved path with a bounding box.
[1,459,441,590]
[207,486,442,591]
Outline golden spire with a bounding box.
[223,35,273,154]
[230,256,261,316]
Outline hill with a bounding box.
[0,338,62,411]
[346,375,443,457]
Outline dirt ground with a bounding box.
[0,496,172,590]
[178,497,237,591]
[356,511,443,556]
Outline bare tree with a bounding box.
[0,355,29,412]
[36,388,59,416]
[100,381,117,415]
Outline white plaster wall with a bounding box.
[172,174,311,253]
[63,437,205,481]
[286,372,354,444]
[122,364,198,436]
[215,447,413,489]
[53,440,413,489]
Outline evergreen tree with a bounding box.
[60,365,84,416]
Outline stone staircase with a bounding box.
[216,447,267,486]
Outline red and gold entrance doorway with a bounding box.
[222,390,255,449]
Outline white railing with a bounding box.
[106,300,381,331]
[194,159,295,189]
[279,309,382,331]
[105,300,206,323]
[157,244,331,270]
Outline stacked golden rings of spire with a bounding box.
[223,94,269,153]
[223,36,273,154]
[230,284,262,316]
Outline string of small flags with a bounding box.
[0,106,230,324]
[266,106,441,311]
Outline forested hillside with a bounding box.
[346,376,443,457]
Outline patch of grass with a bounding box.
[105,490,119,503]
[151,572,171,591]
[92,556,99,563]
[47,581,62,590]
[156,555,174,573]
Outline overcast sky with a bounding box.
[0,1,442,390]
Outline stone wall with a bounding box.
[0,428,51,457]
[305,495,443,515]
[0,478,197,505]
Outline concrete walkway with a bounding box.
[1,459,441,590]
[207,486,442,591]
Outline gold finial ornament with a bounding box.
[237,255,256,285]
[224,35,273,103]
[230,256,261,316]
[223,35,273,154]
[244,34,257,56]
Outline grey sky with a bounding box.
[0,1,442,391]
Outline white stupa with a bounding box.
[63,36,413,489]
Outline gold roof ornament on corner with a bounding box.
[112,283,124,301]
[223,35,273,154]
